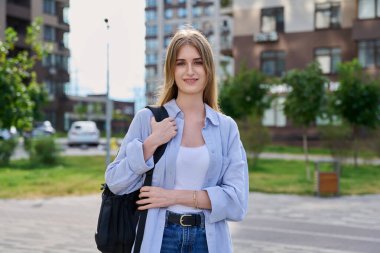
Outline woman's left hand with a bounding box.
[136,186,175,210]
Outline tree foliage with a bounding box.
[219,66,271,119]
[0,18,49,131]
[283,62,328,127]
[333,59,380,129]
[282,62,328,179]
[333,59,380,167]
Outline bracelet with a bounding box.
[195,190,199,209]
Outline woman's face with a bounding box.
[174,44,207,98]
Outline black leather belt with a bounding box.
[167,212,203,227]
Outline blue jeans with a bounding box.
[160,211,208,253]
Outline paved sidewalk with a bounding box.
[0,193,379,252]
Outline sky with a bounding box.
[68,0,145,101]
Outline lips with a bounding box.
[184,78,198,85]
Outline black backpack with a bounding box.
[95,106,169,253]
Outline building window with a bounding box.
[165,9,174,19]
[358,0,380,19]
[178,8,187,18]
[42,54,55,67]
[44,79,55,96]
[164,37,171,47]
[146,39,158,50]
[145,10,157,21]
[315,2,341,29]
[56,55,69,70]
[204,5,214,16]
[146,53,157,65]
[263,97,286,127]
[164,24,173,35]
[43,0,56,15]
[193,6,202,17]
[261,7,284,33]
[146,0,156,7]
[358,39,380,68]
[145,67,157,79]
[261,51,286,77]
[315,48,341,74]
[147,25,158,36]
[44,25,55,41]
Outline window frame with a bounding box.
[260,50,286,77]
[314,47,342,74]
[260,7,284,33]
[358,0,380,19]
[358,39,380,68]
[43,25,56,42]
[314,1,341,30]
[43,0,56,15]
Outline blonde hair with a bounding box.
[156,27,220,111]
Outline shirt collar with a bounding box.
[164,99,219,126]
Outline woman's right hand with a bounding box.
[149,117,177,146]
[143,117,177,161]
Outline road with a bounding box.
[0,193,379,253]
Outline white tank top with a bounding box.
[168,144,210,213]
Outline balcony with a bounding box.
[254,31,279,43]
[6,2,30,19]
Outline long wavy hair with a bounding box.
[155,27,220,111]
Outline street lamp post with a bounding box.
[104,18,111,166]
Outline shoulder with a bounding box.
[133,107,153,122]
[215,111,239,133]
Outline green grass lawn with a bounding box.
[250,159,380,195]
[1,156,379,199]
[262,144,378,158]
[0,156,106,199]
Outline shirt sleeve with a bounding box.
[204,118,249,223]
[105,108,154,195]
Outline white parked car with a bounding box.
[68,121,100,146]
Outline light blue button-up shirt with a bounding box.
[105,99,249,253]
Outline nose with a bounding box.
[186,63,194,76]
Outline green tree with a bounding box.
[0,18,48,130]
[333,59,380,167]
[282,62,328,179]
[0,18,49,164]
[219,66,272,166]
[219,66,271,119]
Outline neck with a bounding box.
[176,94,205,115]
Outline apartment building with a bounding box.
[145,0,234,104]
[0,0,70,130]
[233,0,380,143]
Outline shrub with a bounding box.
[26,136,61,165]
[318,124,352,163]
[0,138,18,165]
[238,115,271,167]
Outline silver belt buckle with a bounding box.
[179,214,192,227]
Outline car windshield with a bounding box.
[72,122,97,131]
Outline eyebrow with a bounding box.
[176,58,203,61]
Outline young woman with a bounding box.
[105,27,249,253]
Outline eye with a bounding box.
[194,61,203,65]
[176,61,185,66]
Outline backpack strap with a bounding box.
[134,105,169,253]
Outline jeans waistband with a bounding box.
[165,210,205,228]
